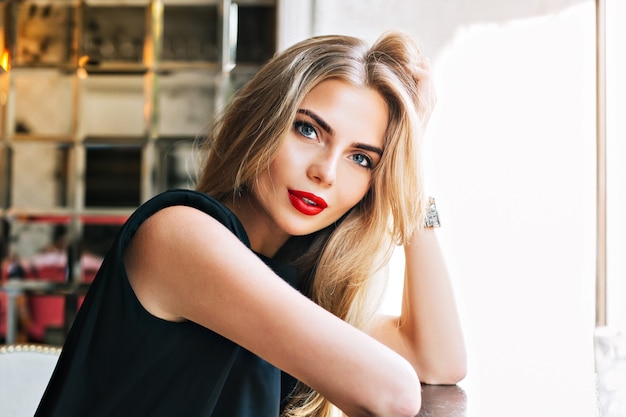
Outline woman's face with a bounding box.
[245,79,388,255]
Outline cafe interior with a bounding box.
[1,0,625,416]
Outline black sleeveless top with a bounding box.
[35,190,301,417]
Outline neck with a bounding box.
[224,196,290,258]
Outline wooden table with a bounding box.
[419,384,467,416]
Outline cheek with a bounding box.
[269,140,295,172]
[256,153,294,198]
[337,170,372,206]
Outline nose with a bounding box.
[307,150,339,187]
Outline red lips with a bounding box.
[288,190,328,216]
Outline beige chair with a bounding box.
[0,344,60,417]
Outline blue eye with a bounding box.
[294,121,318,140]
[351,153,373,169]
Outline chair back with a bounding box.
[24,261,67,342]
[0,344,60,417]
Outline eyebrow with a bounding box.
[355,143,383,158]
[297,109,334,135]
[297,109,384,157]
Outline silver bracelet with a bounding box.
[424,197,441,228]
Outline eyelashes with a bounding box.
[294,121,318,140]
[292,120,375,169]
[350,153,373,169]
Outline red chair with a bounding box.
[25,251,103,342]
[25,257,67,343]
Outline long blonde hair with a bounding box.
[196,31,429,417]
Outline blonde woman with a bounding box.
[36,31,466,417]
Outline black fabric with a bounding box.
[35,189,301,417]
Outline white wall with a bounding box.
[606,0,626,335]
[280,1,612,416]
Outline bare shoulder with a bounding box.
[122,205,244,321]
[124,204,233,267]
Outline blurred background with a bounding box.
[2,1,625,416]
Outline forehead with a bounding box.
[299,79,388,146]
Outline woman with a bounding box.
[36,31,466,417]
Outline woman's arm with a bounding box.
[371,228,466,385]
[368,52,466,385]
[123,205,421,417]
